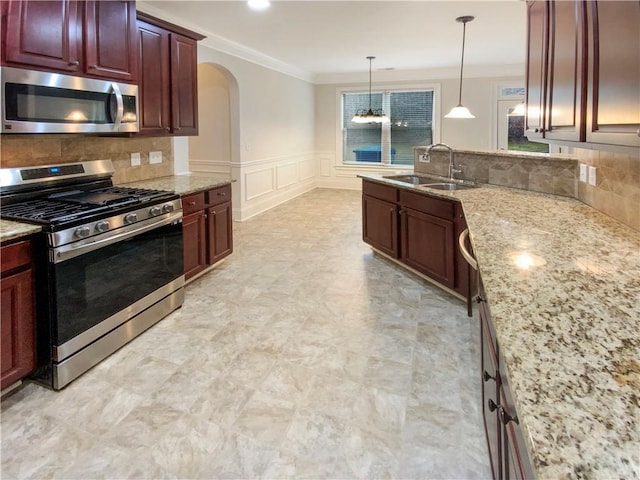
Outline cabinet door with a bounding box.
[586,0,640,147]
[1,269,35,390]
[481,302,501,480]
[3,0,81,73]
[83,0,138,82]
[401,207,455,288]
[137,20,171,135]
[362,195,399,258]
[545,0,587,142]
[206,202,233,265]
[182,210,206,280]
[170,33,199,135]
[524,0,548,140]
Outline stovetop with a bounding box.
[1,185,178,229]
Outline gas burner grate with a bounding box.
[1,198,103,224]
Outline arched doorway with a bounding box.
[188,63,240,175]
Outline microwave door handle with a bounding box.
[111,82,124,130]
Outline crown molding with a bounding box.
[136,2,314,83]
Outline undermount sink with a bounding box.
[383,174,434,185]
[421,182,479,191]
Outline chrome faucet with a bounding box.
[426,143,462,180]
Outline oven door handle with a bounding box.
[51,212,182,264]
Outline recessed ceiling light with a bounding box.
[248,0,270,11]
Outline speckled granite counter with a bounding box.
[361,173,640,479]
[0,219,41,243]
[118,174,232,196]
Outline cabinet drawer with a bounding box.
[363,180,398,203]
[1,240,31,274]
[400,190,456,220]
[181,192,205,215]
[206,185,231,207]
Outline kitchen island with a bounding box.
[361,173,640,478]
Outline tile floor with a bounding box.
[1,188,491,479]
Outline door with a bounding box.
[362,195,399,258]
[207,202,233,265]
[83,0,138,82]
[170,33,199,135]
[524,0,548,140]
[3,0,81,73]
[586,0,640,147]
[401,207,454,287]
[1,269,35,390]
[498,100,549,153]
[544,0,587,142]
[137,20,171,135]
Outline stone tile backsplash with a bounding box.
[0,134,174,185]
[413,146,639,231]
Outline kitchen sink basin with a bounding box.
[383,174,435,185]
[422,182,479,191]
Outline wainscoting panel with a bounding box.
[245,167,275,201]
[276,163,298,189]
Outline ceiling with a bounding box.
[140,0,528,82]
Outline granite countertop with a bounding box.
[361,173,640,478]
[0,220,42,243]
[119,174,233,196]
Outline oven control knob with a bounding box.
[162,203,175,214]
[124,213,138,224]
[149,206,162,216]
[74,226,91,238]
[95,221,110,233]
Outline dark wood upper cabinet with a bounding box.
[524,0,548,140]
[170,33,198,135]
[83,0,138,82]
[586,0,640,147]
[2,0,81,73]
[2,0,138,83]
[137,19,171,135]
[525,0,639,149]
[544,0,587,142]
[136,12,204,136]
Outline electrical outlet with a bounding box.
[579,164,587,183]
[588,166,597,186]
[418,153,429,163]
[130,152,141,166]
[149,151,162,164]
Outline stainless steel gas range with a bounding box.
[0,160,184,390]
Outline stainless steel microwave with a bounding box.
[0,66,139,134]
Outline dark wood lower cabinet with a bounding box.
[479,282,534,480]
[401,207,454,288]
[1,239,36,391]
[361,179,468,298]
[182,185,233,281]
[362,195,399,258]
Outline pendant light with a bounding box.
[445,16,475,119]
[351,56,389,124]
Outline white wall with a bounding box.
[191,45,317,221]
[314,74,524,189]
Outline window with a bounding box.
[341,89,435,166]
[496,86,549,153]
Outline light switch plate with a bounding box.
[130,152,141,166]
[579,164,587,183]
[588,166,597,186]
[149,151,162,164]
[418,153,429,163]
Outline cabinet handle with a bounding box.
[175,127,181,131]
[499,406,519,425]
[488,399,499,412]
[637,129,640,137]
[218,192,226,196]
[476,295,485,304]
[483,370,496,382]
[69,60,79,66]
[89,65,97,69]
[189,201,196,206]
[166,127,171,132]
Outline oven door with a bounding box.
[48,213,183,365]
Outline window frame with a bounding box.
[335,83,441,168]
